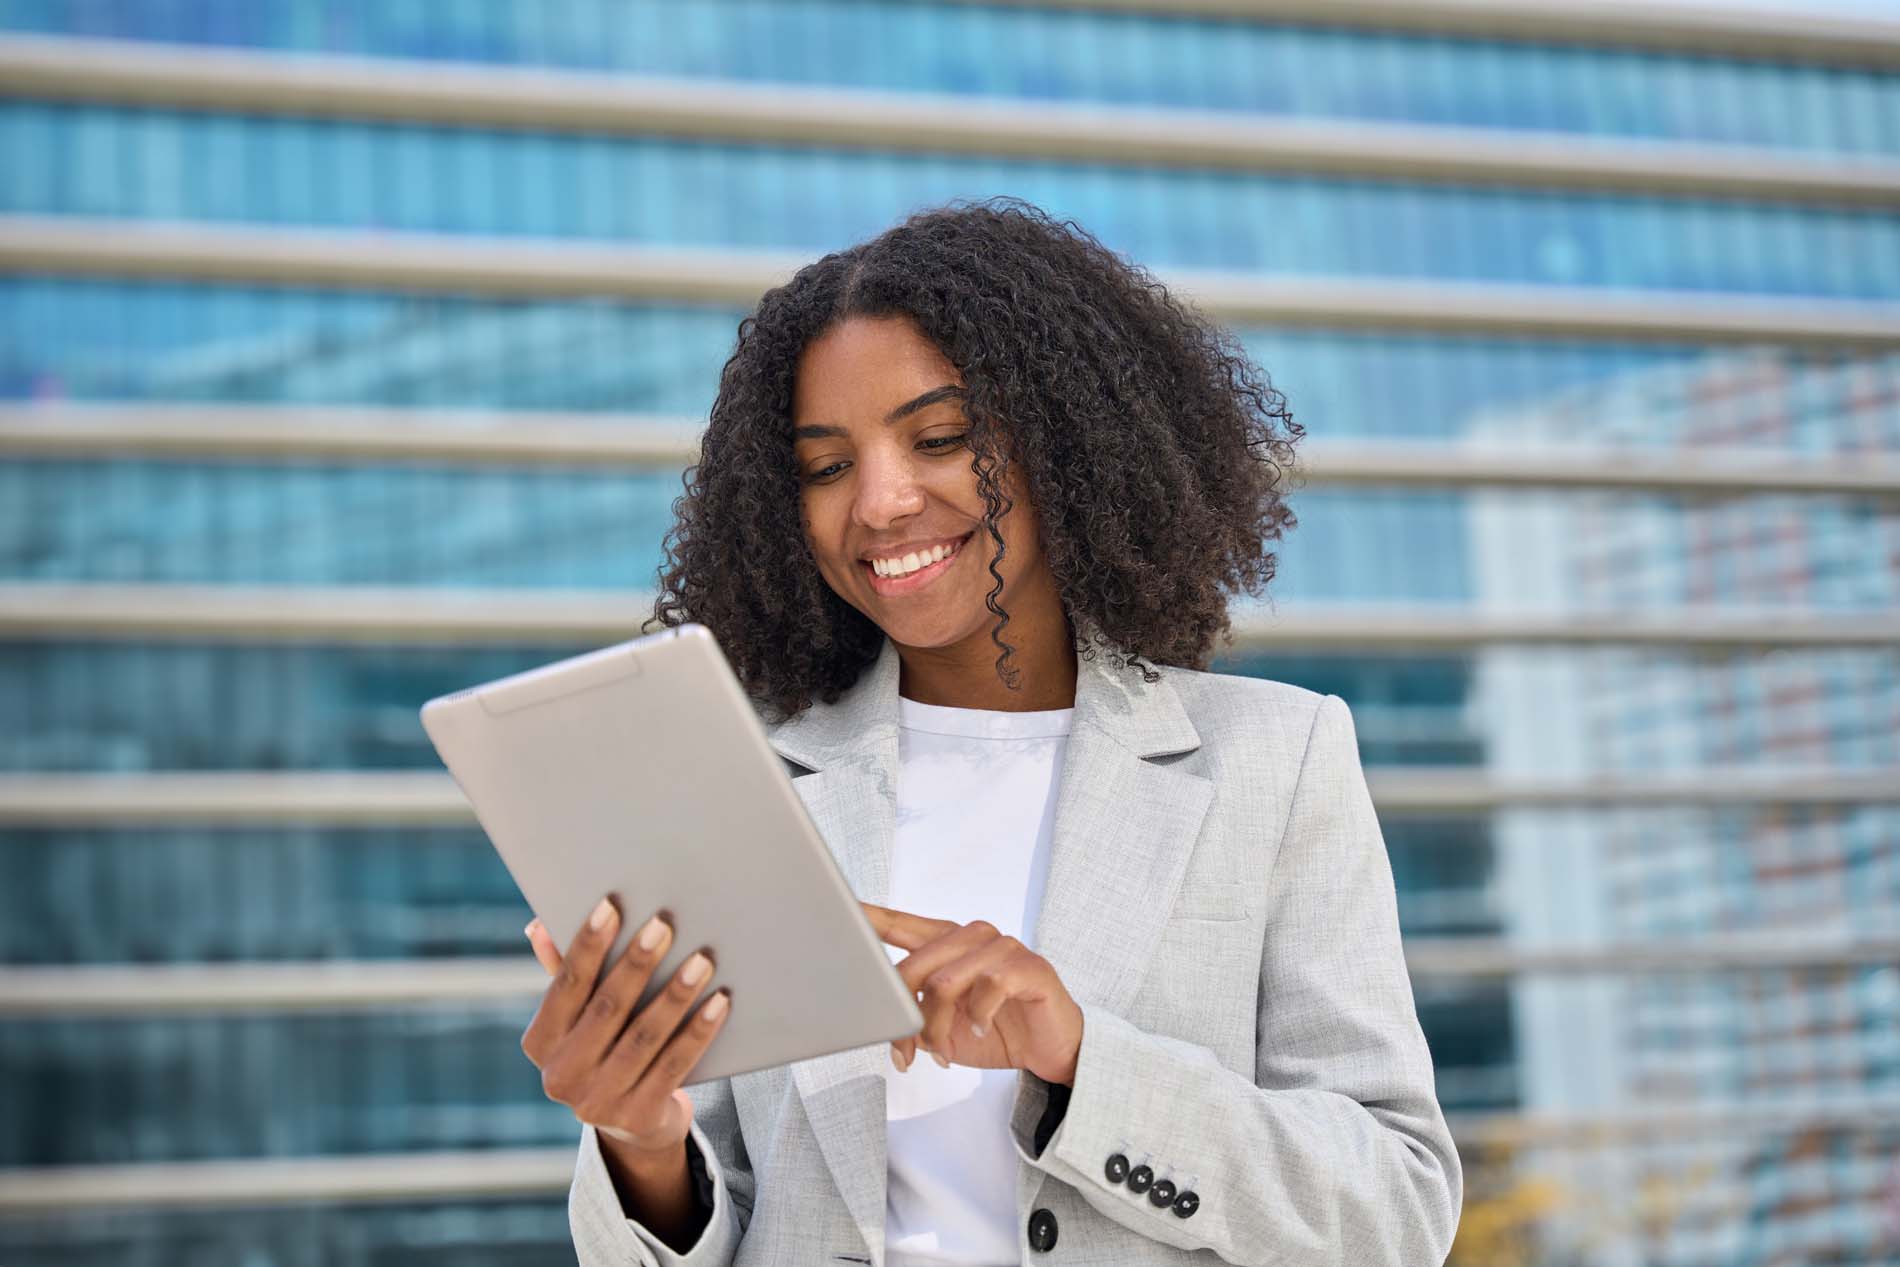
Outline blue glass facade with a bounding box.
[2,4,1897,1264]
[10,282,1892,456]
[6,108,1898,295]
[2,0,1896,154]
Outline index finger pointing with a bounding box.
[860,901,958,951]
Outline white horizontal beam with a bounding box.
[1443,1099,1900,1148]
[1361,769,1900,813]
[1275,439,1900,499]
[4,583,1897,650]
[8,1097,1900,1211]
[1,36,1894,205]
[0,1147,572,1212]
[5,935,1898,1018]
[945,0,1900,68]
[0,404,710,467]
[2,769,1895,828]
[1404,933,1900,978]
[0,214,789,305]
[1218,605,1900,651]
[4,216,1897,347]
[0,771,471,825]
[0,959,550,1015]
[7,404,1900,499]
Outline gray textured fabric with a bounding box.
[570,636,1463,1266]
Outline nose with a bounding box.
[851,446,927,530]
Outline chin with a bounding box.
[866,602,993,651]
[876,616,980,650]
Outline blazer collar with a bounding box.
[766,634,1204,772]
[764,636,1214,1267]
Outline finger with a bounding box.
[617,988,731,1135]
[563,911,676,1063]
[891,922,1002,1064]
[919,936,1020,1059]
[526,919,562,976]
[861,901,960,952]
[890,920,1001,997]
[967,953,1046,1037]
[889,1036,917,1073]
[522,895,622,1059]
[595,947,717,1097]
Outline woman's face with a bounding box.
[792,314,1050,653]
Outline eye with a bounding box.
[803,462,846,484]
[920,433,968,452]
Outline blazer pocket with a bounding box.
[1168,880,1251,922]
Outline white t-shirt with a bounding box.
[881,693,1075,1267]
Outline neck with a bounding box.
[893,604,1078,712]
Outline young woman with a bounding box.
[521,199,1463,1266]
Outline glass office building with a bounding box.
[1,3,1895,1264]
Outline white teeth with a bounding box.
[871,538,960,579]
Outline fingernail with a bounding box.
[523,919,537,940]
[589,897,616,930]
[890,1045,904,1071]
[931,1049,949,1069]
[681,952,711,985]
[637,916,667,951]
[970,1021,987,1038]
[700,991,729,1023]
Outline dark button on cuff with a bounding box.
[1027,1207,1059,1253]
[1172,1190,1201,1219]
[1148,1178,1177,1208]
[1104,1152,1130,1184]
[1126,1164,1154,1194]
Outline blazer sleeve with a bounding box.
[1008,692,1464,1265]
[569,1075,754,1267]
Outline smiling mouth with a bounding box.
[862,531,974,592]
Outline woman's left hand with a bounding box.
[861,901,1083,1087]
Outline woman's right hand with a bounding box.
[521,895,732,1162]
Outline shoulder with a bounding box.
[1149,661,1352,772]
[1155,660,1333,730]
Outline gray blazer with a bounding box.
[571,636,1463,1265]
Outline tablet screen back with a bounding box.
[420,623,920,1083]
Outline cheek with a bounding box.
[797,495,840,556]
[798,494,871,601]
[990,487,1043,573]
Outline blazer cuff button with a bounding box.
[1104,1153,1130,1184]
[1126,1164,1154,1194]
[1148,1178,1177,1207]
[1171,1190,1200,1219]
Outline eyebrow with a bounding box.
[792,384,967,441]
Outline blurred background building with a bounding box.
[0,2,1896,1264]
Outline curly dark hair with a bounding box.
[644,197,1304,723]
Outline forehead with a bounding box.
[792,315,962,428]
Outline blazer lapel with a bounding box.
[1014,651,1214,1220]
[763,638,1214,1263]
[767,639,901,1262]
[1028,653,1213,1014]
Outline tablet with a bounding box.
[419,623,922,1084]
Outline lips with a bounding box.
[860,531,975,572]
[862,531,974,594]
